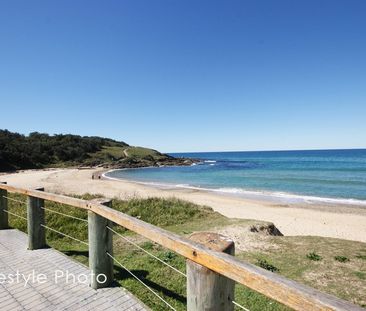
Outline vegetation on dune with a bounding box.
[6,193,366,310]
[112,197,221,227]
[334,255,350,263]
[256,259,279,272]
[239,237,366,308]
[306,251,323,261]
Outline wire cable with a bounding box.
[2,196,27,205]
[106,226,186,277]
[40,224,88,246]
[3,209,27,221]
[106,252,177,311]
[232,300,250,311]
[40,206,88,223]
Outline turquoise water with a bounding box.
[105,149,366,205]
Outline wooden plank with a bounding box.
[0,184,90,210]
[0,183,363,311]
[0,229,150,310]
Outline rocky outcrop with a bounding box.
[88,155,199,172]
[249,223,283,236]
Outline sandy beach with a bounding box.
[1,168,366,243]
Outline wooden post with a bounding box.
[27,187,46,250]
[187,232,235,311]
[88,198,114,289]
[0,182,8,230]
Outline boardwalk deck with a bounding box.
[0,229,149,311]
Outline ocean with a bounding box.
[105,149,366,206]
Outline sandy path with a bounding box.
[1,168,366,243]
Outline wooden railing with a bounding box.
[0,182,363,311]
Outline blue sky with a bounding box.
[0,1,365,152]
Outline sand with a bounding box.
[1,168,366,243]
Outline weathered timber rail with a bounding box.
[0,182,364,311]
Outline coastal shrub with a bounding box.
[256,259,279,272]
[356,254,366,260]
[306,252,322,261]
[334,256,350,263]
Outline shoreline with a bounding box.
[1,168,366,242]
[102,168,366,208]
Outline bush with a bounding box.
[306,252,322,261]
[256,259,279,272]
[334,256,350,263]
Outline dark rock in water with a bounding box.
[98,155,199,170]
[250,223,283,236]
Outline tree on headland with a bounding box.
[0,129,128,171]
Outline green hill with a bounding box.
[0,130,194,171]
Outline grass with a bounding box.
[354,272,366,280]
[238,236,366,307]
[355,271,366,280]
[356,254,366,260]
[126,146,162,159]
[85,146,128,164]
[112,197,221,227]
[6,193,366,310]
[84,145,168,167]
[93,146,128,160]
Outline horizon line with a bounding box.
[167,147,366,154]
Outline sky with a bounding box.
[0,1,365,152]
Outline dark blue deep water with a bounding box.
[106,149,366,205]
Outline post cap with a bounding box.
[90,198,112,206]
[189,232,235,254]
